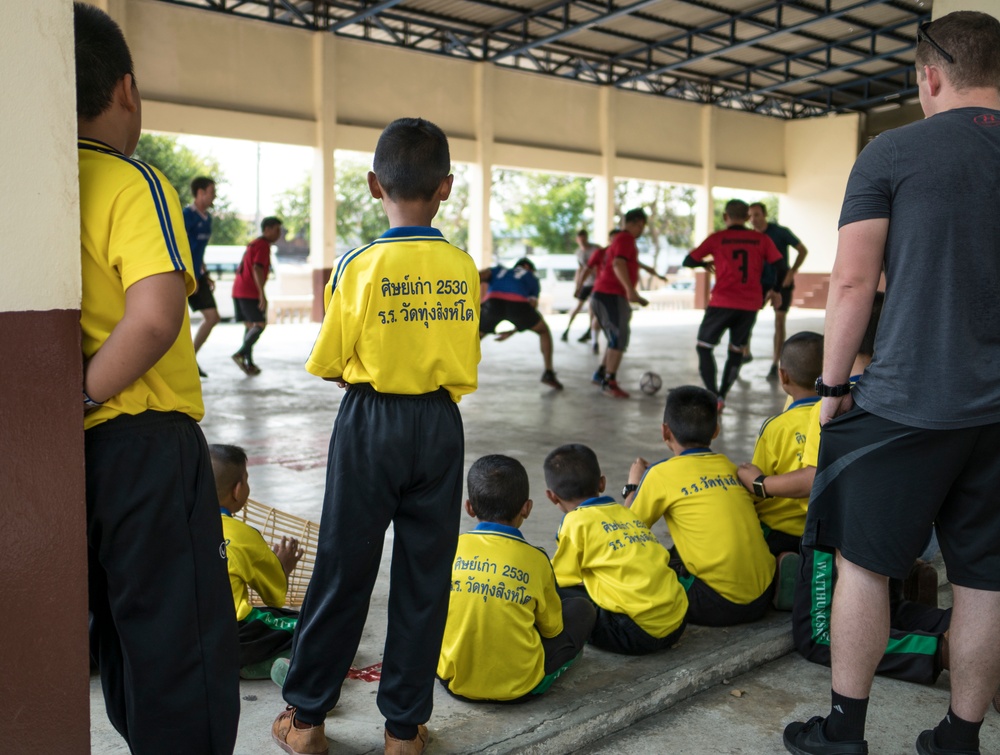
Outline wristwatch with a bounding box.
[752,475,771,499]
[814,377,852,397]
[622,483,639,498]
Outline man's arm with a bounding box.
[784,242,809,288]
[251,263,268,310]
[638,262,667,281]
[613,258,648,305]
[820,218,887,424]
[682,253,714,275]
[737,462,816,500]
[83,272,188,404]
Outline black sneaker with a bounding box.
[577,329,591,343]
[541,370,563,390]
[232,353,252,375]
[915,729,980,755]
[743,350,754,364]
[560,331,569,342]
[783,716,868,754]
[768,363,779,380]
[197,362,208,378]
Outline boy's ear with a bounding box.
[367,171,384,200]
[520,499,533,520]
[778,367,791,388]
[436,174,454,202]
[597,474,606,494]
[661,423,673,443]
[544,489,561,505]
[119,74,139,114]
[712,422,721,440]
[464,499,476,519]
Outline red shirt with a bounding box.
[592,232,638,297]
[689,227,781,311]
[232,237,271,299]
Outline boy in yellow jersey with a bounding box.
[745,332,823,559]
[210,445,303,679]
[545,444,688,655]
[74,6,240,753]
[437,455,595,701]
[626,386,775,626]
[272,118,481,755]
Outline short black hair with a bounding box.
[74,3,134,121]
[191,176,215,196]
[543,444,602,501]
[467,455,529,523]
[724,200,749,222]
[748,202,767,216]
[372,117,451,201]
[624,208,647,224]
[859,291,885,358]
[663,386,718,447]
[208,444,247,502]
[513,257,536,272]
[780,332,824,389]
[261,216,282,232]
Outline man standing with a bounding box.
[783,12,1000,755]
[748,202,808,380]
[562,229,601,344]
[232,216,281,375]
[185,176,218,376]
[74,4,239,752]
[590,208,655,399]
[684,200,785,409]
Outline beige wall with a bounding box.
[107,0,862,275]
[782,114,861,273]
[2,1,81,310]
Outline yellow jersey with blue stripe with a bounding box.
[78,138,201,430]
[630,450,775,605]
[306,227,480,401]
[437,523,562,700]
[221,513,288,621]
[551,497,687,638]
[750,396,820,536]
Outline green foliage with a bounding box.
[712,194,780,231]
[435,164,470,251]
[334,155,388,250]
[614,180,697,269]
[133,133,251,245]
[492,170,592,255]
[274,175,312,242]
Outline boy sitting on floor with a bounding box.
[437,455,595,702]
[546,443,688,655]
[625,386,777,625]
[210,444,303,679]
[745,331,823,558]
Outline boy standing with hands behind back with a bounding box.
[272,118,481,755]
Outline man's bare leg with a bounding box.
[531,320,555,372]
[830,554,890,700]
[193,307,220,353]
[772,309,788,368]
[947,584,1000,722]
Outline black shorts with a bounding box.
[479,299,541,334]
[234,297,266,323]
[590,292,632,351]
[805,406,1000,589]
[775,285,794,313]
[696,307,758,350]
[188,274,217,312]
[575,284,594,302]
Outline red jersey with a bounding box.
[689,227,781,311]
[592,232,639,297]
[232,237,272,299]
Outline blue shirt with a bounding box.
[484,265,540,303]
[183,206,212,275]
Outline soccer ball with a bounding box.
[639,371,663,395]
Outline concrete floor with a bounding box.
[90,309,1000,754]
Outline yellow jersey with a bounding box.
[551,497,688,638]
[630,450,775,605]
[750,396,820,536]
[221,514,288,621]
[78,138,202,430]
[437,523,562,700]
[306,227,480,402]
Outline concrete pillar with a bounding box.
[694,105,717,308]
[467,63,494,267]
[0,2,89,752]
[594,86,615,238]
[311,32,338,320]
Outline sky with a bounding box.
[173,133,315,217]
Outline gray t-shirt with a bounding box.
[840,107,1000,430]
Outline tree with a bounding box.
[614,180,697,272]
[334,155,388,251]
[493,170,592,256]
[133,133,251,245]
[273,175,311,242]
